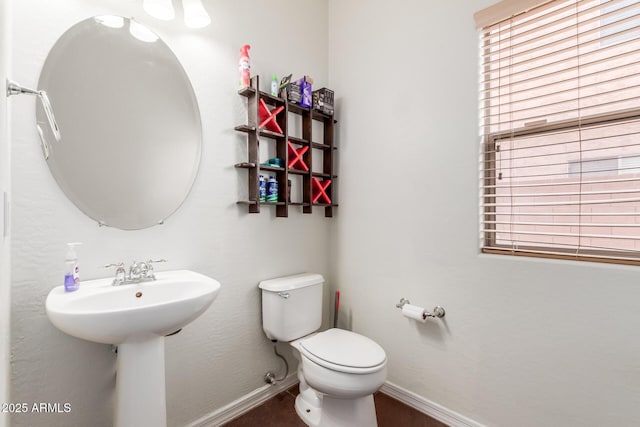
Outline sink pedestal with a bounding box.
[45,270,221,427]
[116,336,166,427]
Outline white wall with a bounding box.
[11,1,640,426]
[0,1,11,426]
[10,1,330,426]
[328,1,640,426]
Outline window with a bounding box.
[478,0,640,265]
[600,0,640,45]
[567,157,619,177]
[567,155,640,176]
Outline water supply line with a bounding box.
[264,341,289,385]
[6,79,61,145]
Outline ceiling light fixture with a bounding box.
[143,0,175,21]
[182,0,211,28]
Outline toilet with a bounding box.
[259,273,387,427]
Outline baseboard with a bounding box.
[187,376,483,427]
[380,381,485,427]
[187,374,298,427]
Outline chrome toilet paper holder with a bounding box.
[395,298,446,319]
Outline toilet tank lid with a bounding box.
[258,273,324,292]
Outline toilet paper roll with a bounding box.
[402,303,427,323]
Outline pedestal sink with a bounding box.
[45,269,221,427]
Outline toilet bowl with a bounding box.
[259,274,387,427]
[291,328,387,427]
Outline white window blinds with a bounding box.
[480,0,640,264]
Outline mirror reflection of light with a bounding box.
[129,20,159,43]
[36,124,50,160]
[95,15,125,28]
[182,0,211,28]
[143,0,175,21]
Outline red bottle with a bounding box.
[239,44,251,88]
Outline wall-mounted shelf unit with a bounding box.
[235,76,337,218]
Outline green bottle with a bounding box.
[266,176,278,202]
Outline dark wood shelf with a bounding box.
[238,86,256,97]
[235,124,256,133]
[259,91,285,106]
[235,162,256,169]
[289,168,308,176]
[237,201,286,206]
[288,102,310,115]
[289,102,336,123]
[235,75,336,217]
[311,142,336,151]
[261,165,284,173]
[312,110,337,123]
[259,129,285,140]
[312,172,333,179]
[288,136,309,146]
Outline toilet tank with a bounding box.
[259,273,324,342]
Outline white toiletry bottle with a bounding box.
[64,242,82,292]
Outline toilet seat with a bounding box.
[299,328,387,375]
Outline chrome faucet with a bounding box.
[104,262,127,286]
[105,259,167,286]
[128,261,144,282]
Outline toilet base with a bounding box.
[295,392,378,427]
[295,393,322,426]
[291,342,380,427]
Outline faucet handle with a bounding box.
[102,262,124,274]
[104,262,126,286]
[104,262,125,269]
[146,259,167,271]
[144,259,166,279]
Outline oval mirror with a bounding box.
[37,16,202,230]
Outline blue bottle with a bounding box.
[64,242,82,292]
[259,175,266,202]
[266,176,278,202]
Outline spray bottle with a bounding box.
[239,44,251,88]
[64,242,82,292]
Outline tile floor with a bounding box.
[223,386,448,427]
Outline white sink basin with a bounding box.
[45,269,221,427]
[46,269,220,344]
